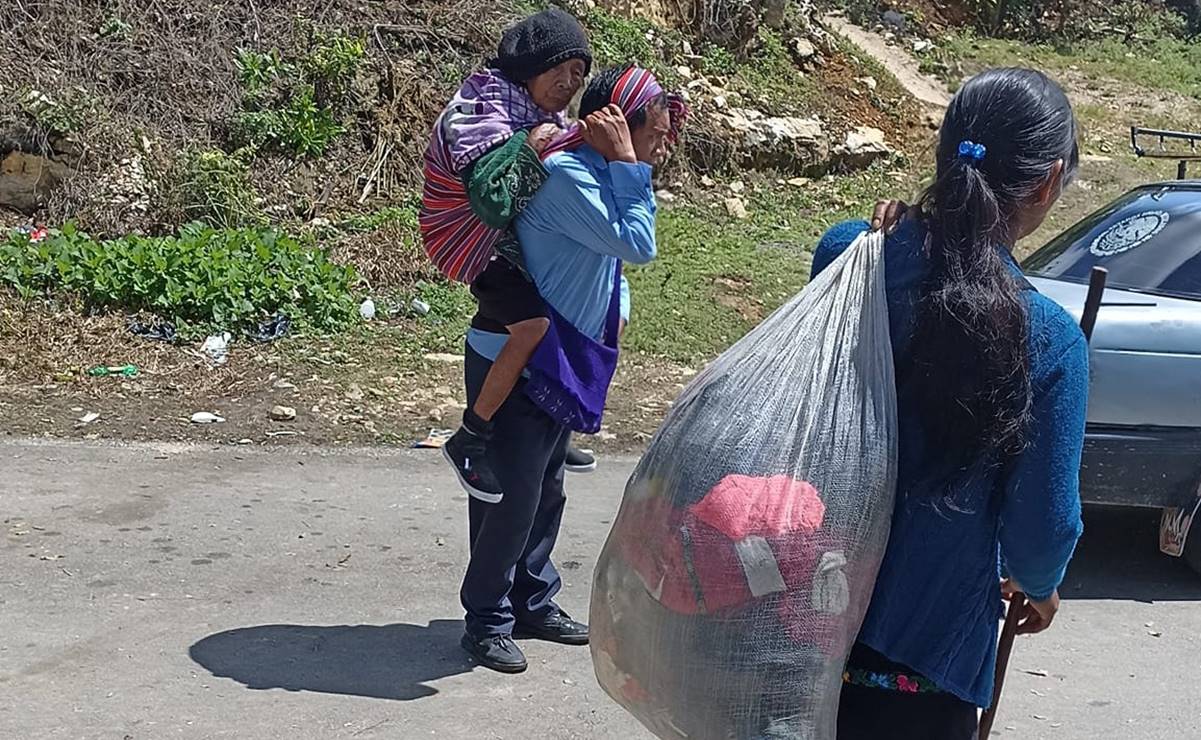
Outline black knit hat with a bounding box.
[491,8,593,83]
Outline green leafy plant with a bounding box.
[699,43,738,76]
[99,15,132,39]
[178,149,263,229]
[235,48,291,98]
[839,0,883,26]
[0,223,360,337]
[233,85,343,157]
[20,88,94,134]
[231,25,363,158]
[301,31,365,85]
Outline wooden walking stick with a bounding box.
[978,266,1108,738]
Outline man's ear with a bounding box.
[1035,159,1066,206]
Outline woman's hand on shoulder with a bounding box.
[871,200,910,234]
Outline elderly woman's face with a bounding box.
[527,59,587,113]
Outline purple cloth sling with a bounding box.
[524,263,623,434]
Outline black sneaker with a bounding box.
[565,447,597,474]
[460,632,528,673]
[443,428,503,503]
[514,611,590,646]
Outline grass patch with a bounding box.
[1,223,360,338]
[624,164,914,363]
[579,7,817,113]
[582,6,686,89]
[939,32,1201,99]
[324,167,916,367]
[733,29,820,113]
[334,200,420,234]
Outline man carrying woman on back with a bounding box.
[420,9,686,672]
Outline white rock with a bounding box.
[835,126,893,169]
[720,108,829,169]
[190,412,225,424]
[270,405,297,422]
[790,37,818,61]
[724,197,749,220]
[424,353,465,364]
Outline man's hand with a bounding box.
[1001,579,1060,635]
[527,123,561,155]
[871,199,909,233]
[579,104,636,164]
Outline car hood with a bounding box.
[1026,275,1201,355]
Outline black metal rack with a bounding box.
[1131,126,1201,180]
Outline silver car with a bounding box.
[1023,179,1201,574]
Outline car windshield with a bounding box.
[1024,186,1201,300]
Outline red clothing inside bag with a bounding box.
[620,475,826,614]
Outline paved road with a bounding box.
[2,441,1199,739]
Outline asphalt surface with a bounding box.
[2,441,1199,739]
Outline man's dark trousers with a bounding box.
[460,347,572,637]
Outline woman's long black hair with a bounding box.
[909,68,1079,477]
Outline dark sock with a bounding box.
[463,408,494,440]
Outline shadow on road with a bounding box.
[189,619,472,700]
[1062,505,1201,602]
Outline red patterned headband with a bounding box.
[543,66,689,158]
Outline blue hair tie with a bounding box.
[958,140,987,163]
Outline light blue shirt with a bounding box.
[467,145,657,360]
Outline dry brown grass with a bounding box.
[0,0,525,236]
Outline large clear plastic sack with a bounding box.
[591,230,898,740]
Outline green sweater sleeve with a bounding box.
[463,130,550,230]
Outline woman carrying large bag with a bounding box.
[823,67,1089,739]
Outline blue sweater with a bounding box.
[813,219,1088,707]
[467,145,654,361]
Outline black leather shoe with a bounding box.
[460,632,528,673]
[514,611,589,645]
[565,446,597,473]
